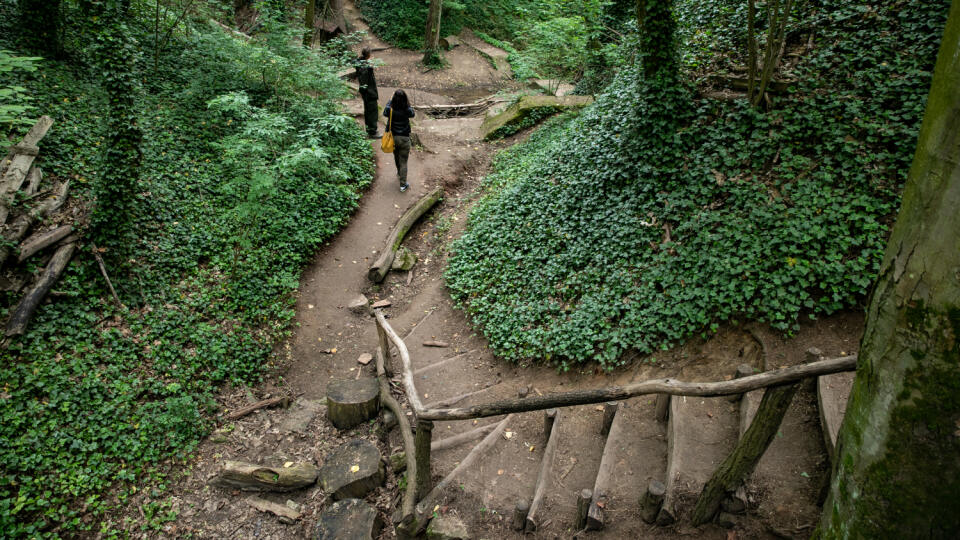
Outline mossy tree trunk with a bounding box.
[635,0,677,82]
[816,3,960,537]
[303,0,315,46]
[422,0,443,65]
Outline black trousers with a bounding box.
[362,95,379,135]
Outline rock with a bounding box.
[371,299,392,309]
[715,511,737,529]
[348,294,370,314]
[314,498,383,540]
[391,247,417,271]
[327,378,380,429]
[389,452,406,473]
[319,439,385,500]
[426,514,470,540]
[357,353,373,365]
[246,496,300,524]
[382,410,398,429]
[480,95,594,140]
[280,398,324,434]
[721,495,746,514]
[518,385,530,398]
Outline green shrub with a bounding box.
[445,0,950,370]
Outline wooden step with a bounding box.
[817,371,855,465]
[660,395,739,524]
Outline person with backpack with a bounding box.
[354,48,379,138]
[383,89,415,192]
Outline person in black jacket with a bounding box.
[354,48,379,138]
[383,89,415,192]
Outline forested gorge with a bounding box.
[0,0,956,537]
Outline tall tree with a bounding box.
[635,0,677,81]
[18,0,61,57]
[423,0,443,65]
[816,2,960,537]
[81,0,143,252]
[303,0,315,46]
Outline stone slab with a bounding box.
[319,439,385,500]
[426,514,470,540]
[817,371,855,465]
[280,398,324,434]
[314,498,382,540]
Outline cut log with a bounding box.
[526,410,562,532]
[0,116,54,225]
[416,355,858,421]
[414,419,434,501]
[319,439,385,500]
[368,186,442,283]
[416,415,512,515]
[375,349,417,521]
[24,166,42,196]
[422,340,449,348]
[225,395,291,421]
[0,181,69,268]
[314,498,383,540]
[690,383,800,525]
[587,402,623,530]
[576,488,592,530]
[640,480,666,524]
[210,461,318,492]
[326,377,380,429]
[17,225,73,263]
[246,496,301,523]
[6,242,76,337]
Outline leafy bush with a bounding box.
[445,0,950,370]
[0,50,40,128]
[0,4,371,536]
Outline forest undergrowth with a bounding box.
[445,0,952,370]
[0,2,371,536]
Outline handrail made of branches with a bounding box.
[373,309,857,421]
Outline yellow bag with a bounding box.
[381,109,394,153]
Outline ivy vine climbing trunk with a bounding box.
[303,0,315,46]
[816,2,960,537]
[81,0,143,254]
[18,0,61,57]
[635,0,677,82]
[423,0,443,65]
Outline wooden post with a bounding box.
[576,489,592,530]
[526,410,561,532]
[640,480,666,524]
[544,408,558,439]
[691,382,800,525]
[655,394,669,423]
[512,500,529,531]
[414,419,434,501]
[600,402,617,435]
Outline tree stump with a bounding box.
[640,480,666,524]
[576,489,592,530]
[512,500,529,531]
[314,498,383,540]
[319,439,385,500]
[327,377,380,429]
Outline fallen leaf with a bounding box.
[529,446,535,452]
[283,462,293,468]
[350,465,360,473]
[497,469,504,475]
[503,431,513,439]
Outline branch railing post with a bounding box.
[414,419,433,501]
[377,318,392,377]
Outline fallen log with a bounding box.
[416,356,857,421]
[224,395,292,421]
[0,116,54,225]
[91,244,122,308]
[210,460,318,492]
[17,225,72,263]
[431,422,497,451]
[5,242,76,337]
[24,167,42,196]
[525,409,562,532]
[0,181,69,267]
[368,186,442,283]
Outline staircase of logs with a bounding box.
[371,308,858,536]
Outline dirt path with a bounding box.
[106,5,866,538]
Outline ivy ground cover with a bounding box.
[446,0,951,370]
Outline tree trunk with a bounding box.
[18,0,61,56]
[635,0,677,81]
[303,0,315,46]
[816,4,960,537]
[422,0,443,64]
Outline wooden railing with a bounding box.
[373,309,858,533]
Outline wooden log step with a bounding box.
[586,402,623,530]
[210,461,318,492]
[5,242,75,337]
[525,409,562,532]
[319,439,385,500]
[817,371,855,466]
[326,377,380,429]
[17,225,73,263]
[368,187,442,283]
[313,498,382,540]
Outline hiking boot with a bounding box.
[367,132,381,139]
[399,183,409,192]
